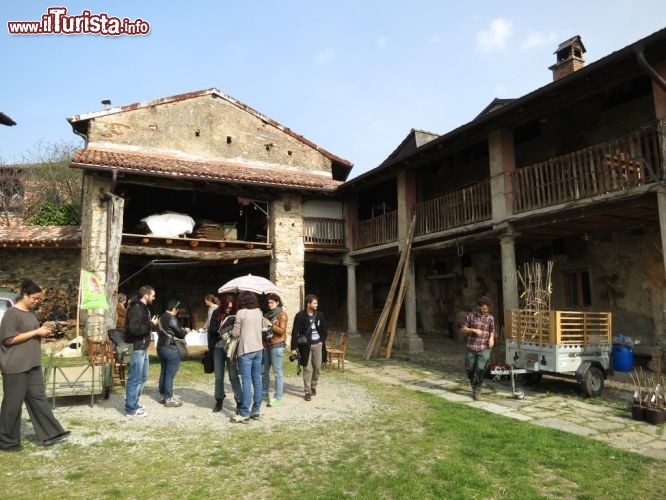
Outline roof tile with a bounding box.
[0,226,81,247]
[71,147,343,191]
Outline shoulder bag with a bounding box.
[158,317,190,360]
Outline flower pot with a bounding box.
[645,407,665,425]
[631,404,646,421]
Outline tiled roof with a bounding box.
[0,226,81,247]
[71,147,343,192]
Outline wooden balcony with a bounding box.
[414,180,492,236]
[303,217,346,248]
[353,211,398,250]
[511,121,664,214]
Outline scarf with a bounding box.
[266,305,283,321]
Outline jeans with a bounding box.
[238,350,262,417]
[157,346,180,399]
[125,349,149,413]
[213,346,242,403]
[465,348,491,392]
[262,346,284,400]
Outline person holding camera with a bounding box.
[0,279,70,451]
[290,294,327,401]
[262,293,287,407]
[156,299,190,408]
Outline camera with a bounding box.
[289,352,300,362]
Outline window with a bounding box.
[564,269,591,307]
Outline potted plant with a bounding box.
[630,368,647,421]
[644,383,665,425]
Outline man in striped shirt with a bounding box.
[459,296,495,401]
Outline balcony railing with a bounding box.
[303,217,346,247]
[414,180,492,236]
[354,210,398,249]
[511,121,664,214]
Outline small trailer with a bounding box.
[43,337,114,407]
[491,309,613,398]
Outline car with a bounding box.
[0,291,17,325]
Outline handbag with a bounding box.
[158,317,190,360]
[225,335,240,360]
[202,349,214,374]
[297,334,308,345]
[173,337,189,360]
[217,315,236,339]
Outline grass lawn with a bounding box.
[1,356,665,499]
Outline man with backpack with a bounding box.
[124,285,157,417]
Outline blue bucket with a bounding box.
[612,344,633,372]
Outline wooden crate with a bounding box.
[506,309,612,345]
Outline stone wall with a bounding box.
[88,96,333,177]
[0,248,80,321]
[269,193,305,332]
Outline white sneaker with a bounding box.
[127,409,148,417]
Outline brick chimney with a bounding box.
[549,35,586,81]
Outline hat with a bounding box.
[477,296,491,307]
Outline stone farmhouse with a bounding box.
[1,27,666,365]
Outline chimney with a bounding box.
[549,35,586,81]
[101,99,112,110]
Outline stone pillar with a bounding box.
[343,256,358,336]
[80,173,115,340]
[488,128,516,222]
[500,231,519,312]
[397,170,416,242]
[400,254,423,352]
[269,193,304,333]
[396,170,422,352]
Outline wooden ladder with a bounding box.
[363,213,417,360]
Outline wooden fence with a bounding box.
[353,211,398,249]
[303,217,345,247]
[414,180,491,236]
[511,122,663,213]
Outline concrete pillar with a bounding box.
[488,128,516,222]
[269,193,304,333]
[344,256,358,336]
[500,232,519,312]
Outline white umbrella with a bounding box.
[218,274,278,295]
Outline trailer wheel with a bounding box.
[581,366,604,397]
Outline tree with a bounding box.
[0,139,83,226]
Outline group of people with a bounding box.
[118,285,328,423]
[1,275,494,450]
[205,291,327,423]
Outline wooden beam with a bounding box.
[120,245,271,261]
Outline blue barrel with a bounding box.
[612,344,633,372]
